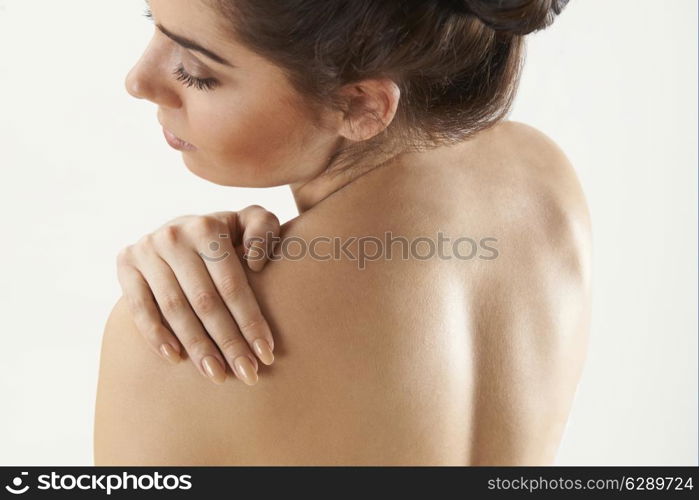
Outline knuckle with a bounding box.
[262,211,280,229]
[182,335,212,355]
[190,289,219,315]
[142,322,165,343]
[168,214,192,225]
[134,233,155,252]
[248,215,279,242]
[255,222,279,240]
[216,210,236,217]
[237,315,265,335]
[159,294,188,315]
[156,224,180,245]
[126,293,147,313]
[218,275,247,298]
[116,246,132,265]
[218,335,247,358]
[188,215,221,237]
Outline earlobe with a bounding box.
[338,78,401,142]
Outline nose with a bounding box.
[124,53,181,109]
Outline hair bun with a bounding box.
[448,0,570,36]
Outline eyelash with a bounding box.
[142,7,218,91]
[172,64,219,91]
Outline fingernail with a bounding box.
[159,344,180,364]
[252,338,275,365]
[202,356,226,384]
[234,356,259,386]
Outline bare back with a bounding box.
[94,121,591,465]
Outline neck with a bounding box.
[290,149,405,215]
[290,133,481,214]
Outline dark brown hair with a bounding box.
[211,0,570,173]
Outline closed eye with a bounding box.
[172,64,219,91]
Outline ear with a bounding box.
[336,77,401,142]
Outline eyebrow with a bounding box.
[145,2,234,67]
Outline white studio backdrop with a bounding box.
[0,0,696,465]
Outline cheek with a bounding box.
[204,91,297,155]
[182,90,325,186]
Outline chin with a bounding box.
[181,155,275,188]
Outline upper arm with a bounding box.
[94,294,164,465]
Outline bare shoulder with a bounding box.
[359,119,592,286]
[456,120,593,464]
[419,119,594,283]
[499,119,592,291]
[95,209,477,465]
[496,119,591,236]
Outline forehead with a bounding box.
[148,0,243,58]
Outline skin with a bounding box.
[120,0,399,384]
[115,208,282,387]
[129,0,396,200]
[94,0,592,465]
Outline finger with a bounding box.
[133,248,229,385]
[207,207,279,271]
[187,227,276,366]
[207,211,242,246]
[116,262,182,365]
[207,251,276,366]
[237,205,281,272]
[157,244,262,386]
[244,238,267,272]
[176,214,275,363]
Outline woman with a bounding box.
[94,0,591,465]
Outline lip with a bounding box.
[162,127,197,151]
